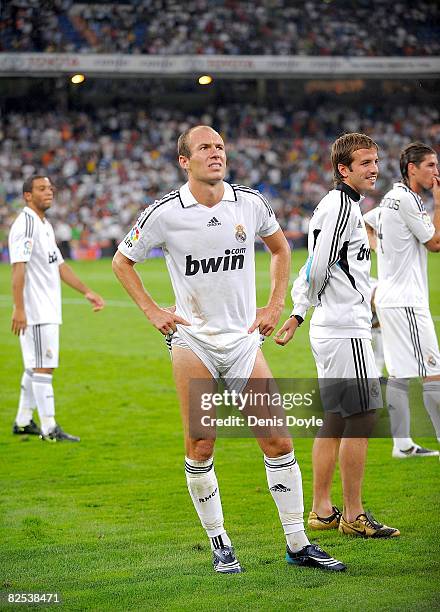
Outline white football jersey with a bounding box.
[9,206,64,325]
[363,183,434,308]
[118,181,279,351]
[292,183,372,339]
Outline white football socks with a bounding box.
[386,378,414,451]
[16,369,35,426]
[423,380,440,443]
[184,457,231,550]
[32,373,56,435]
[264,451,310,552]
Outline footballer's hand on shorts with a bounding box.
[274,317,299,346]
[147,306,190,335]
[85,291,105,311]
[248,305,283,337]
[11,306,27,335]
[163,305,176,314]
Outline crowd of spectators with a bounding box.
[1,103,439,258]
[1,0,439,57]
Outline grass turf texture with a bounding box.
[0,250,439,611]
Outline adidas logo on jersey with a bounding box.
[207,217,221,227]
[185,248,246,276]
[357,220,362,228]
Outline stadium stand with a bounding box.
[1,101,438,258]
[1,0,439,56]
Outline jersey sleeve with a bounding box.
[8,215,34,263]
[363,207,379,231]
[304,194,352,306]
[254,193,280,237]
[399,193,435,244]
[48,225,64,266]
[118,204,165,262]
[291,260,313,318]
[56,244,64,266]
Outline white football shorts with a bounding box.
[168,330,263,393]
[377,306,440,378]
[20,324,59,369]
[310,337,383,416]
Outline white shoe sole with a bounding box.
[392,449,439,458]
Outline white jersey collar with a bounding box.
[394,181,408,191]
[23,206,46,222]
[179,181,236,208]
[394,181,421,199]
[335,182,363,203]
[24,206,39,218]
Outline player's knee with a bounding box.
[260,437,293,458]
[187,438,215,461]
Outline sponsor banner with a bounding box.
[71,245,102,260]
[0,53,439,77]
[188,377,435,439]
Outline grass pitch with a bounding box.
[0,250,439,611]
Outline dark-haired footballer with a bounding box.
[364,142,440,459]
[9,176,104,441]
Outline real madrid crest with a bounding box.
[370,380,379,398]
[235,224,246,243]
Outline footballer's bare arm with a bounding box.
[365,222,377,252]
[11,262,27,335]
[112,251,189,335]
[424,176,440,252]
[59,262,105,311]
[248,229,290,336]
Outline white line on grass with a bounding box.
[0,294,439,319]
[0,295,135,307]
